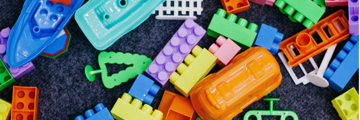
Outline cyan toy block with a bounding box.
[348,0,359,36]
[331,88,359,120]
[0,99,11,120]
[324,36,359,92]
[75,103,114,120]
[253,23,284,55]
[128,74,160,104]
[209,36,241,67]
[145,19,206,87]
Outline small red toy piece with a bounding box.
[50,0,71,6]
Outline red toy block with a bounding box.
[250,0,275,6]
[50,0,71,6]
[158,90,197,120]
[209,36,241,67]
[221,0,250,14]
[11,86,39,120]
[325,0,348,7]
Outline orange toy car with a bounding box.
[190,47,282,120]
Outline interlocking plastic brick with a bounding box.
[221,0,249,14]
[11,86,39,120]
[323,36,359,92]
[158,90,197,120]
[209,36,241,67]
[169,45,216,97]
[128,74,160,104]
[110,93,163,120]
[325,0,348,6]
[348,0,359,36]
[207,8,258,49]
[75,103,114,120]
[0,59,14,92]
[254,23,284,55]
[0,99,11,120]
[275,0,325,29]
[250,0,275,6]
[331,87,359,120]
[50,0,71,6]
[152,0,203,20]
[145,19,205,87]
[41,27,72,59]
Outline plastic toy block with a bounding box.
[158,90,197,120]
[254,23,284,55]
[75,103,114,120]
[250,0,275,6]
[0,99,11,120]
[348,0,359,36]
[145,19,206,87]
[75,0,165,50]
[0,59,14,92]
[243,98,299,120]
[209,36,241,67]
[110,93,163,120]
[11,86,39,120]
[85,51,152,89]
[7,0,84,68]
[41,27,72,59]
[128,74,160,104]
[325,0,348,6]
[207,8,258,50]
[331,88,359,120]
[152,0,203,20]
[279,10,350,67]
[50,0,71,6]
[324,36,359,92]
[220,0,249,14]
[274,0,325,29]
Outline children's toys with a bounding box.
[253,23,284,55]
[275,0,325,29]
[279,10,350,67]
[85,51,152,89]
[75,103,114,120]
[190,47,282,120]
[348,0,359,36]
[128,74,160,105]
[169,45,216,97]
[0,59,15,92]
[0,99,11,120]
[209,36,241,67]
[11,86,39,120]
[324,36,359,92]
[50,0,71,6]
[243,98,299,120]
[145,19,205,87]
[207,8,258,50]
[41,27,71,59]
[250,0,275,6]
[110,93,163,120]
[152,0,203,20]
[75,0,165,50]
[7,0,84,68]
[325,0,348,7]
[158,90,197,120]
[331,87,359,120]
[221,0,249,14]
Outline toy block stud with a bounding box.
[331,88,359,120]
[152,0,203,20]
[325,0,348,7]
[110,93,163,120]
[250,0,276,6]
[50,0,72,6]
[209,36,241,67]
[254,23,284,55]
[75,103,114,120]
[220,0,250,14]
[323,36,359,92]
[41,27,72,59]
[348,0,359,36]
[0,99,11,120]
[0,58,14,92]
[11,86,39,120]
[128,74,160,104]
[146,19,206,87]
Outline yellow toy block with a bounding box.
[331,87,359,120]
[169,45,217,97]
[0,99,11,120]
[110,93,163,120]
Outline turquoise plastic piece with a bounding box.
[75,0,165,50]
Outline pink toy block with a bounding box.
[209,36,241,67]
[250,0,275,6]
[325,0,348,6]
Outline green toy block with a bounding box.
[0,58,14,91]
[275,0,325,29]
[332,87,359,120]
[207,8,258,50]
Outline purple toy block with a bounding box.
[145,19,206,87]
[349,0,359,36]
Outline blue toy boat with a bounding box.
[7,0,84,68]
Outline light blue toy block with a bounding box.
[253,23,284,55]
[128,73,160,105]
[75,103,114,120]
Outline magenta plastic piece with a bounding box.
[325,0,348,7]
[145,19,206,87]
[250,0,275,6]
[349,0,359,36]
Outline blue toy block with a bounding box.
[128,73,160,105]
[75,103,114,120]
[324,36,359,92]
[253,23,284,54]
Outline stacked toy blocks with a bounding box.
[0,99,11,120]
[152,0,203,20]
[158,90,197,120]
[110,93,163,120]
[75,103,114,120]
[221,0,249,14]
[207,8,258,50]
[275,0,325,29]
[250,0,275,6]
[325,0,348,6]
[41,27,72,59]
[11,86,39,120]
[128,73,160,104]
[331,88,359,120]
[146,19,206,87]
[0,57,14,91]
[253,23,284,55]
[348,0,359,36]
[324,36,359,92]
[209,36,241,67]
[169,45,217,97]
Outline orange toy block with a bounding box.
[209,36,241,67]
[50,0,71,6]
[221,0,250,14]
[279,9,350,67]
[158,90,197,120]
[11,86,39,120]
